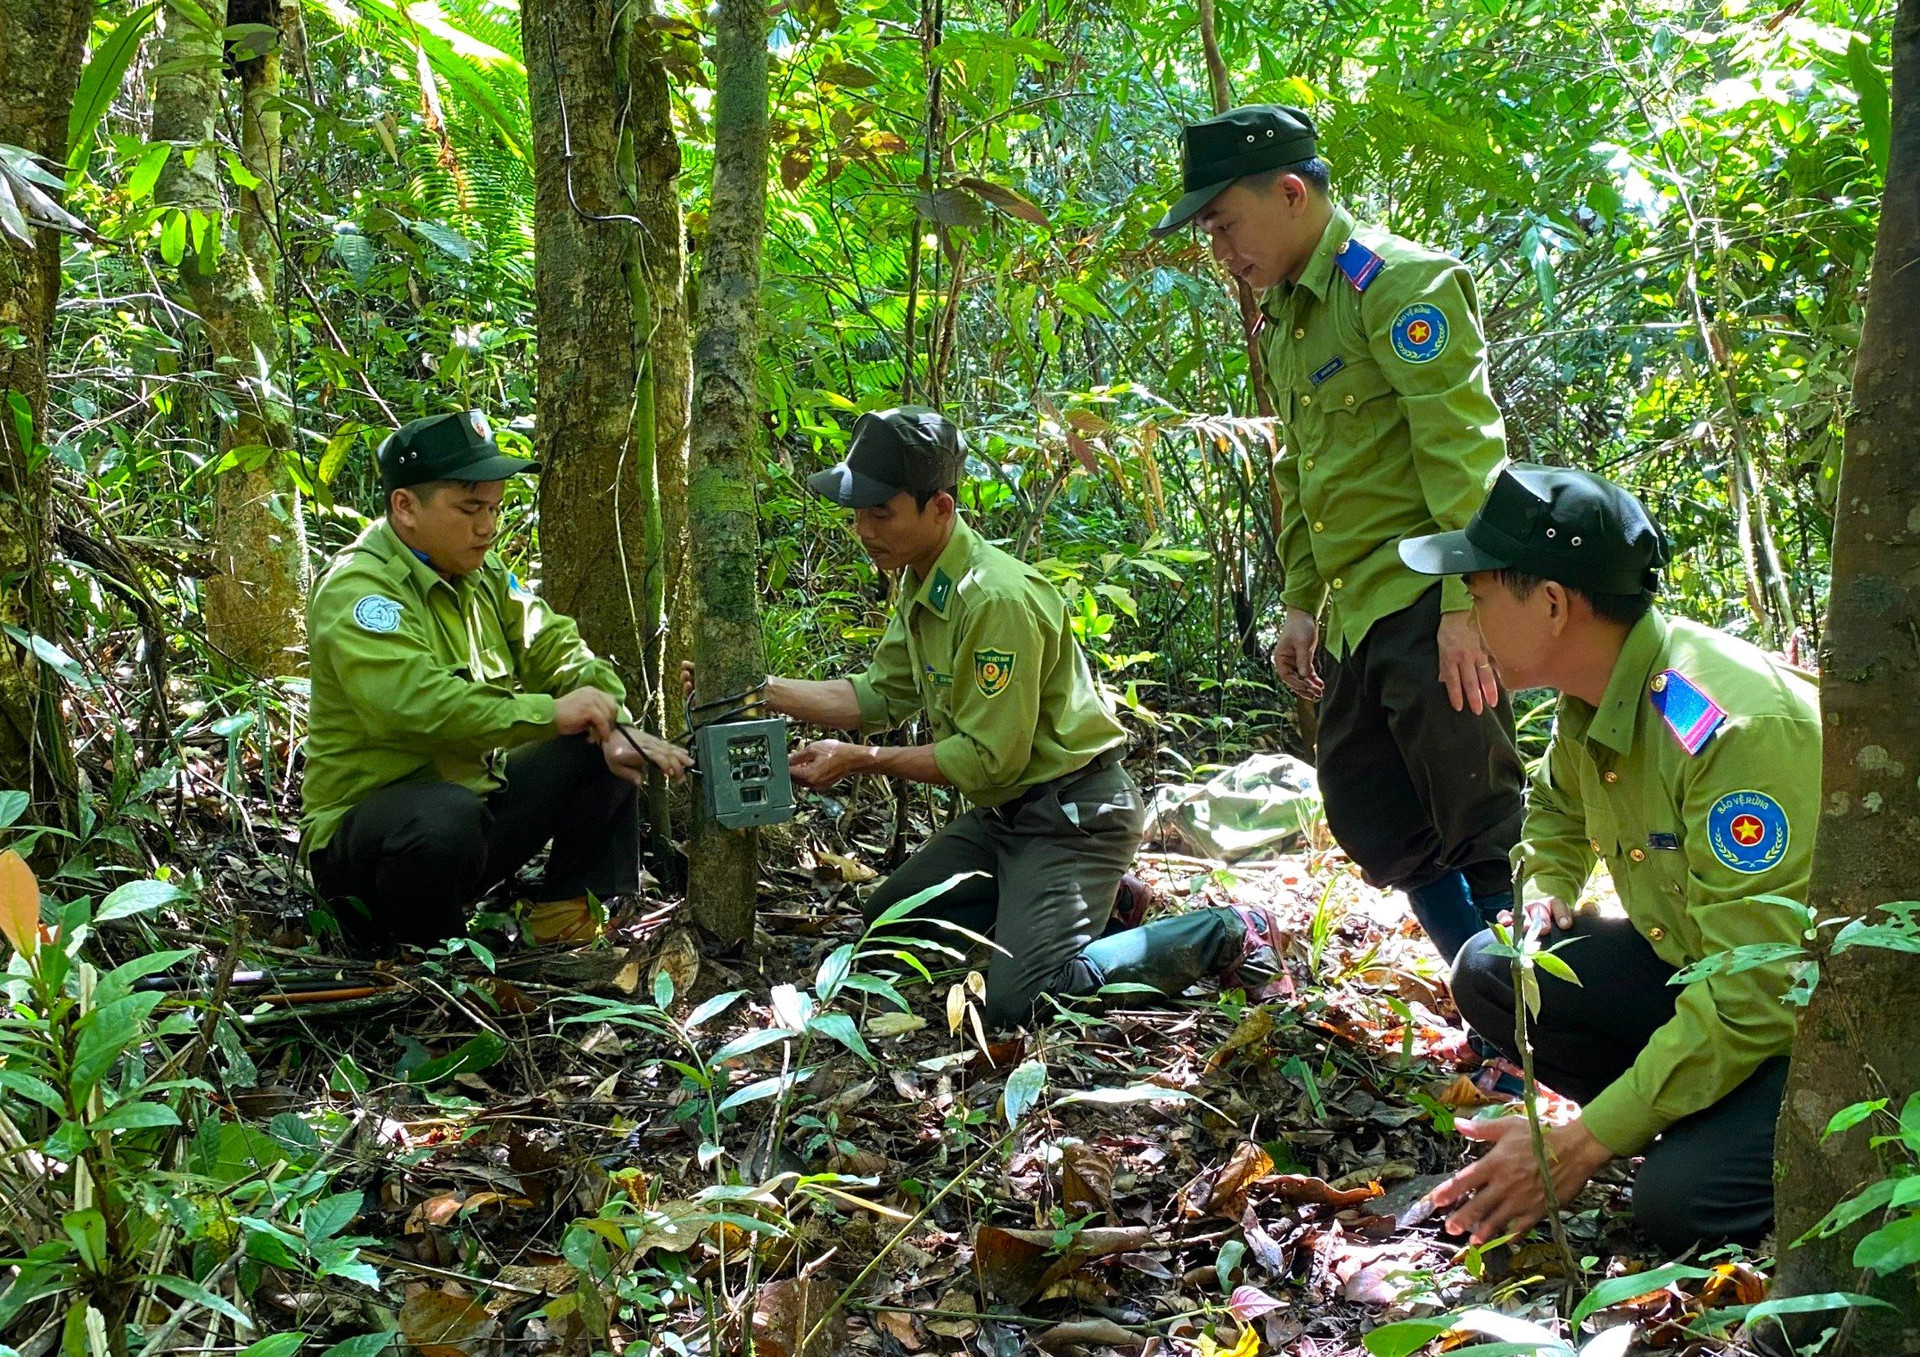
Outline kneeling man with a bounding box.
[302,410,690,949]
[1400,465,1818,1254]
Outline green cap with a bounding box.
[1151,104,1319,238]
[807,407,966,508]
[377,410,537,494]
[1399,464,1668,597]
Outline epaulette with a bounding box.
[1649,668,1725,756]
[1334,237,1385,292]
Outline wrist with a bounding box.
[1555,1119,1613,1174]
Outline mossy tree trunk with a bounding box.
[685,0,769,946]
[151,0,308,678]
[0,0,89,814]
[525,0,679,862]
[1769,0,1920,1344]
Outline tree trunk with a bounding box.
[0,0,89,812]
[684,0,769,947]
[1769,0,1920,1344]
[151,0,308,678]
[632,3,692,743]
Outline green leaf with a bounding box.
[318,1337,395,1357]
[1849,37,1890,179]
[718,1068,812,1112]
[159,209,187,266]
[1799,1176,1899,1242]
[819,60,881,88]
[68,5,160,176]
[71,993,164,1095]
[1533,951,1580,985]
[709,1028,798,1063]
[1853,1214,1920,1273]
[1823,1099,1888,1142]
[236,1334,305,1357]
[410,219,478,262]
[153,1275,255,1331]
[1362,1316,1454,1357]
[815,944,854,1000]
[652,966,675,1009]
[303,1192,363,1244]
[1055,1083,1195,1107]
[0,1067,65,1113]
[125,144,172,203]
[865,871,984,930]
[0,790,28,829]
[91,1101,181,1133]
[97,878,187,923]
[685,990,746,1029]
[402,1032,507,1085]
[806,1012,873,1065]
[916,188,989,229]
[1571,1263,1715,1325]
[330,230,375,287]
[1715,1292,1892,1330]
[1002,1059,1047,1128]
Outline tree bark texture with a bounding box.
[685,0,770,947]
[152,0,309,678]
[1770,0,1920,1342]
[0,0,90,809]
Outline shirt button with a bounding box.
[1312,521,1324,532]
[1331,578,1345,590]
[1647,926,1666,942]
[1293,327,1306,340]
[1630,848,1647,862]
[1604,771,1619,783]
[1305,459,1316,470]
[1650,674,1668,694]
[1301,394,1313,406]
[1343,394,1355,406]
[1589,838,1603,854]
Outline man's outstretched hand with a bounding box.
[788,738,872,789]
[604,727,694,786]
[1430,1114,1613,1245]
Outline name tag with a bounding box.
[1309,356,1346,385]
[1647,832,1681,851]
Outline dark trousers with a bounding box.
[1452,915,1787,1254]
[1316,585,1525,898]
[311,734,641,948]
[864,760,1262,1028]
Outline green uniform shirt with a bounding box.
[1517,608,1820,1155]
[1258,205,1507,656]
[299,520,626,853]
[849,518,1126,807]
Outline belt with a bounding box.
[993,745,1126,821]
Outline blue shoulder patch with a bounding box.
[1649,668,1725,756]
[1334,237,1385,292]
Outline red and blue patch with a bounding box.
[1706,789,1789,875]
[1650,668,1725,755]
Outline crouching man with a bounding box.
[301,410,690,950]
[1400,464,1819,1254]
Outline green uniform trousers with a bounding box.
[1452,915,1785,1253]
[863,757,1252,1027]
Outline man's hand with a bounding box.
[1271,607,1324,700]
[680,659,696,701]
[788,738,874,789]
[604,727,694,786]
[1438,609,1501,716]
[555,687,620,742]
[1525,894,1576,935]
[1430,1115,1613,1245]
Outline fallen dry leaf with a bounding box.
[648,927,702,1002]
[1182,1141,1273,1221]
[750,1277,843,1357]
[1035,1318,1141,1351]
[815,849,877,883]
[866,1011,926,1037]
[974,1223,1156,1306]
[1062,1142,1115,1221]
[1262,1174,1382,1210]
[874,1308,924,1350]
[399,1289,497,1357]
[1205,1006,1274,1073]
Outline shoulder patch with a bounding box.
[974,648,1015,698]
[1706,790,1790,875]
[1334,238,1385,291]
[1649,668,1725,755]
[352,594,404,634]
[927,568,954,613]
[1389,302,1450,363]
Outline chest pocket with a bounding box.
[469,598,516,683]
[1301,358,1393,428]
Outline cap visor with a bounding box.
[807,464,900,508]
[1398,530,1512,577]
[459,452,540,481]
[1150,180,1232,238]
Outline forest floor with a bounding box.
[152,762,1768,1357]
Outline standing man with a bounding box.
[302,410,690,951]
[1153,105,1524,959]
[1401,465,1818,1253]
[685,407,1285,1028]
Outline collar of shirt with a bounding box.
[1564,608,1670,754]
[1259,203,1357,319]
[906,517,977,620]
[377,518,467,602]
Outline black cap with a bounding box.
[1399,464,1668,597]
[807,407,965,508]
[1152,104,1319,238]
[377,411,537,494]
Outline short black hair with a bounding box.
[912,484,957,512]
[1243,156,1332,196]
[1494,568,1655,627]
[392,478,483,510]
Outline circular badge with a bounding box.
[1390,302,1450,364]
[353,594,404,634]
[1706,789,1789,875]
